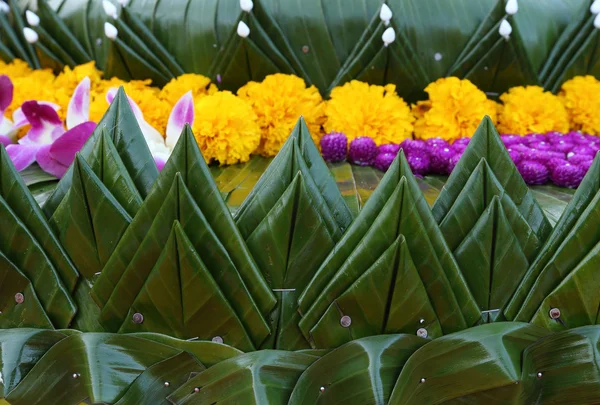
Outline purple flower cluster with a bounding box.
[320,130,599,188]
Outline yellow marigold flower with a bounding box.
[412,77,497,141]
[8,70,57,117]
[498,85,569,134]
[559,75,600,135]
[192,91,260,165]
[0,59,34,78]
[237,74,325,156]
[160,74,217,106]
[324,81,413,145]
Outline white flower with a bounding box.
[104,22,118,40]
[380,4,392,26]
[102,0,118,19]
[23,27,38,44]
[237,21,250,38]
[382,27,396,47]
[499,19,512,40]
[505,0,518,15]
[25,10,40,27]
[240,0,253,12]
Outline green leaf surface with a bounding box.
[309,235,442,349]
[0,195,76,328]
[119,221,256,352]
[299,152,479,341]
[5,333,181,405]
[167,351,319,405]
[0,328,67,397]
[388,323,550,404]
[0,252,53,329]
[1,147,79,293]
[114,352,205,405]
[289,334,426,405]
[49,156,132,279]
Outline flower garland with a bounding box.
[2,58,600,188]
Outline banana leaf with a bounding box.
[30,23,77,67]
[0,146,79,293]
[388,322,550,405]
[521,326,600,404]
[299,151,479,342]
[6,0,39,68]
[43,88,158,218]
[114,352,205,405]
[93,128,274,349]
[167,351,319,405]
[4,333,181,405]
[0,328,67,398]
[510,155,600,323]
[130,333,242,367]
[49,155,132,279]
[32,39,66,73]
[0,252,53,329]
[235,119,352,349]
[308,234,442,349]
[0,194,76,328]
[288,334,426,405]
[432,116,552,244]
[118,221,256,352]
[36,0,91,64]
[108,36,171,87]
[28,180,59,206]
[326,161,360,217]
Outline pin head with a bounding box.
[14,293,24,304]
[212,336,224,344]
[72,373,79,379]
[302,45,309,54]
[132,312,144,324]
[416,328,428,338]
[537,372,543,378]
[320,386,325,392]
[549,308,561,319]
[164,382,170,387]
[340,315,352,328]
[420,378,426,383]
[194,387,200,393]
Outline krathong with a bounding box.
[2,0,600,404]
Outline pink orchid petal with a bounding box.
[67,77,90,130]
[6,143,41,171]
[154,155,166,171]
[13,101,61,127]
[49,121,96,166]
[36,144,68,178]
[21,101,65,144]
[0,75,13,114]
[166,91,194,149]
[0,135,12,147]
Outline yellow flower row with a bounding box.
[1,58,598,165]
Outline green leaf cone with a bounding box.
[49,155,132,279]
[0,195,76,328]
[309,234,442,349]
[0,329,67,397]
[98,174,269,348]
[235,119,353,349]
[0,146,79,292]
[4,334,181,405]
[509,154,600,323]
[43,87,158,218]
[167,351,319,405]
[85,129,144,217]
[119,221,256,352]
[114,352,205,405]
[289,334,426,405]
[0,252,53,329]
[432,116,552,244]
[388,323,550,404]
[299,151,479,341]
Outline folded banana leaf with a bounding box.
[509,159,600,329]
[288,334,426,405]
[388,322,550,404]
[2,0,39,68]
[4,333,182,405]
[299,151,480,346]
[167,351,320,405]
[49,155,132,279]
[0,328,68,398]
[234,118,352,350]
[43,88,158,218]
[92,127,275,349]
[0,146,79,292]
[433,116,552,244]
[118,220,256,351]
[0,252,53,329]
[521,326,600,404]
[114,352,205,405]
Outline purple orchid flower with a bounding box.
[6,77,96,178]
[0,75,29,147]
[106,89,194,171]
